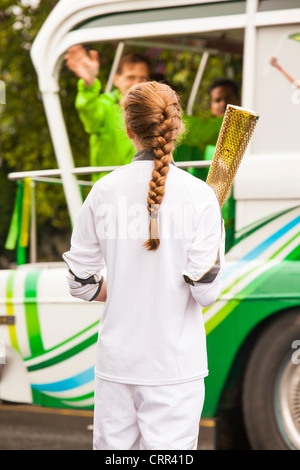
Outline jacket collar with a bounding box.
[132,149,175,165]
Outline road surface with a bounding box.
[0,403,215,450]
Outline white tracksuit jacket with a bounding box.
[63,150,225,386]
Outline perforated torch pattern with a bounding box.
[206,105,259,207]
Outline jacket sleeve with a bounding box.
[62,186,106,301]
[182,189,225,308]
[75,78,108,134]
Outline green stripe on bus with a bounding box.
[205,266,280,335]
[234,206,299,246]
[27,332,98,372]
[62,391,94,402]
[205,230,300,335]
[24,270,44,355]
[31,389,94,410]
[24,320,99,361]
[269,231,300,260]
[285,243,300,261]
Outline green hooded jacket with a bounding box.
[75,78,136,182]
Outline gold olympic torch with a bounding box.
[206,104,259,207]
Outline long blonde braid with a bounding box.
[123,81,184,251]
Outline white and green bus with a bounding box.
[1,0,300,450]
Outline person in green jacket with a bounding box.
[65,45,151,181]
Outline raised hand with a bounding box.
[270,56,279,68]
[270,56,299,87]
[65,45,100,86]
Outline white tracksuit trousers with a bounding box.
[93,377,205,450]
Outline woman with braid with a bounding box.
[63,81,225,450]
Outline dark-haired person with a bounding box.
[63,81,225,450]
[176,77,240,161]
[208,77,240,117]
[65,45,151,181]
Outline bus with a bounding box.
[1,0,300,450]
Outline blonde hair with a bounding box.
[122,81,184,251]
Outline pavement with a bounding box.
[0,403,215,451]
